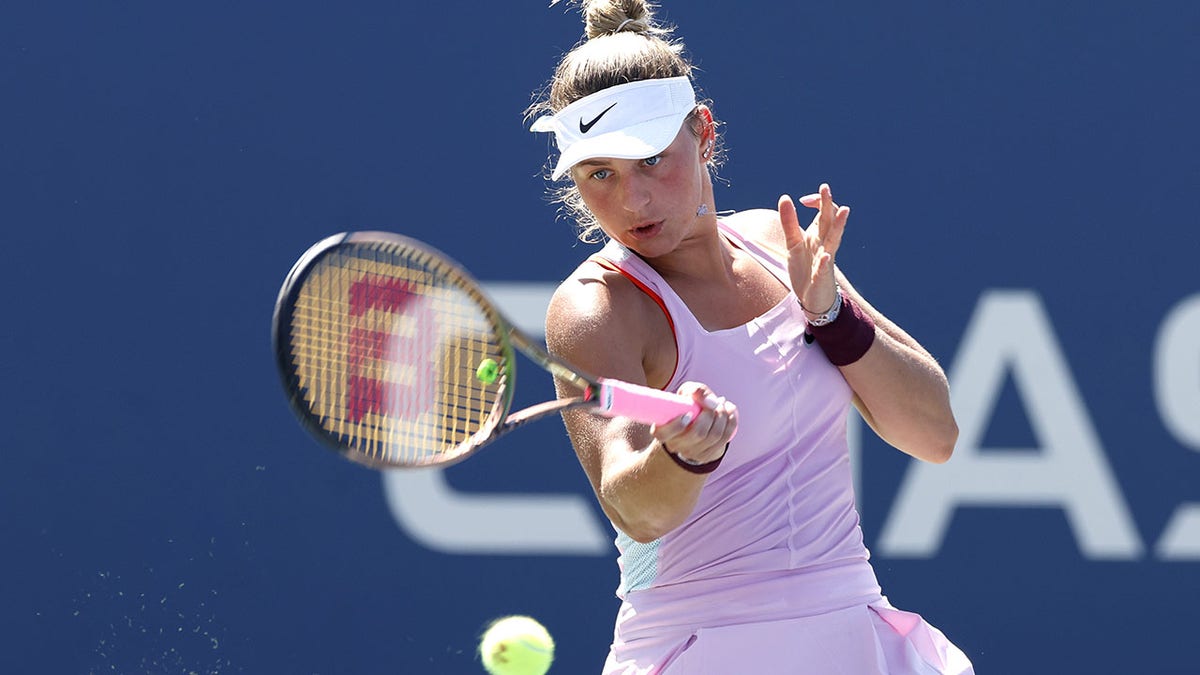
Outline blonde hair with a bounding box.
[530,0,721,243]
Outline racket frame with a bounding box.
[273,232,611,468]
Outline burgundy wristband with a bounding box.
[808,292,876,366]
[662,442,728,474]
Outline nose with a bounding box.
[618,172,652,213]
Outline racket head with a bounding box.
[272,232,516,468]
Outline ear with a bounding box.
[694,105,716,158]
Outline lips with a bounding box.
[628,221,663,240]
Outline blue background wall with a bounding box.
[3,1,1198,673]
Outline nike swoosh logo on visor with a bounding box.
[579,102,618,134]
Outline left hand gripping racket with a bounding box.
[273,232,702,468]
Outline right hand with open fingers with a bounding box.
[652,382,738,465]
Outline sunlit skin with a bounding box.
[569,123,711,261]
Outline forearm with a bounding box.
[832,275,958,461]
[840,330,957,462]
[596,434,710,542]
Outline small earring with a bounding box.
[697,204,710,216]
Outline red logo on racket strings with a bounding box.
[348,275,415,316]
[345,275,437,422]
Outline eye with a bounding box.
[643,155,662,167]
[590,168,612,180]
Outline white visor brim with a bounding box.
[530,76,697,180]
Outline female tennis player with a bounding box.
[529,1,974,673]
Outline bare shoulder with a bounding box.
[545,259,668,388]
[721,208,787,252]
[546,260,649,347]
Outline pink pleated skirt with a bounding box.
[603,600,974,675]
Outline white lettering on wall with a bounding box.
[382,467,610,555]
[877,290,1143,559]
[1153,293,1200,560]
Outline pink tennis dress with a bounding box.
[590,221,974,674]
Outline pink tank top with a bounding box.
[592,220,884,640]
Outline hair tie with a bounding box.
[614,18,637,34]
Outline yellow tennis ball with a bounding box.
[479,615,554,675]
[476,358,500,385]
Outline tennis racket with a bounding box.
[273,231,701,469]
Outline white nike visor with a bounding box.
[530,76,697,180]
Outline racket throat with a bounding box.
[592,381,621,416]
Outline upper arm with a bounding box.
[543,263,671,522]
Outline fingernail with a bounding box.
[681,413,693,426]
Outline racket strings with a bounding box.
[287,242,507,465]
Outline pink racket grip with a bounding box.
[595,379,702,426]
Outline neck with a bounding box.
[638,213,736,285]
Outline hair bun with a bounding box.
[581,0,656,40]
